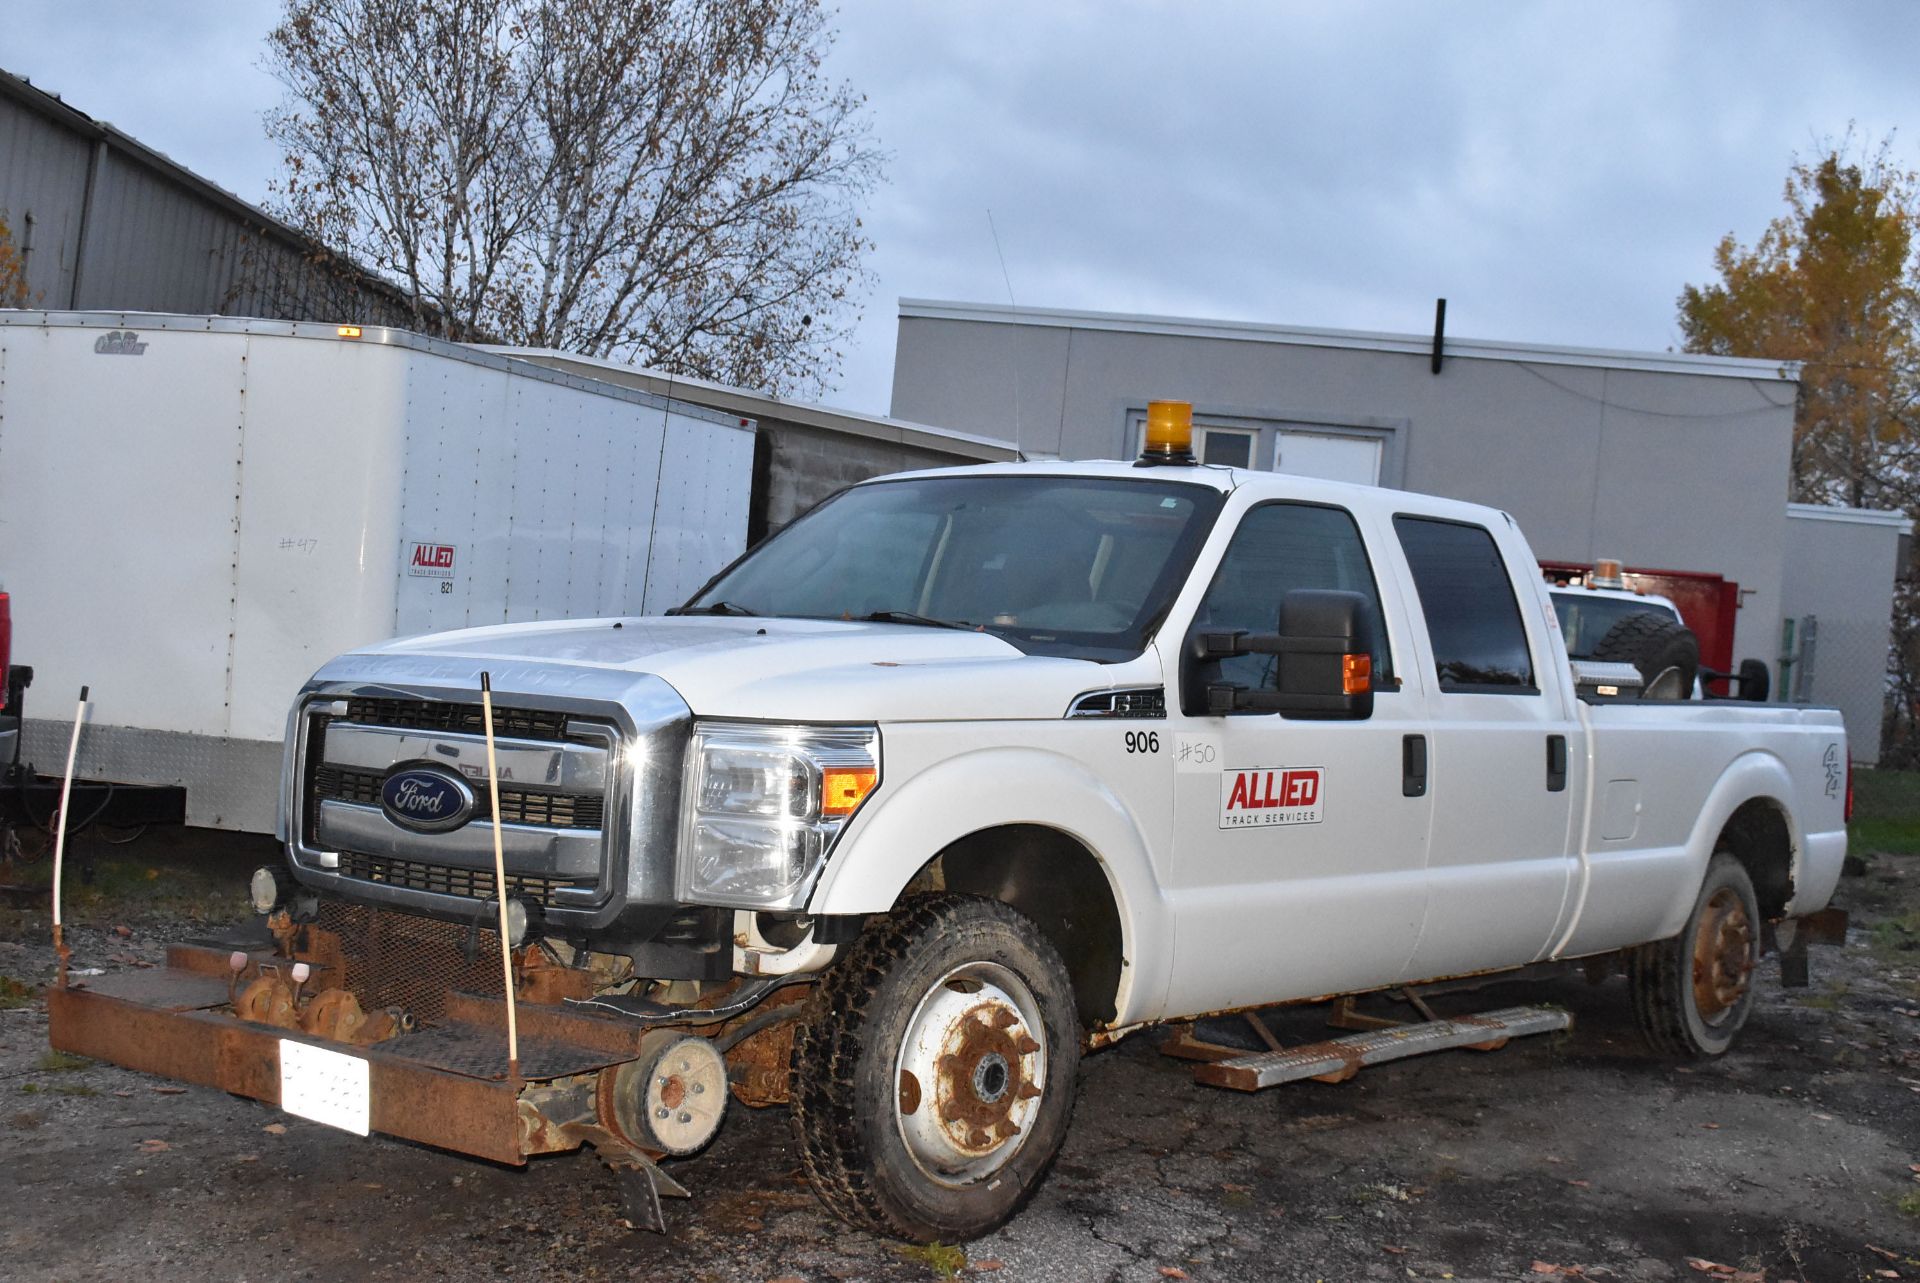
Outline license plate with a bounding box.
[279,1039,370,1136]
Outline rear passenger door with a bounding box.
[1389,514,1578,980]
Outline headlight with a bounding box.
[676,723,880,910]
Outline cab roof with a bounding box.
[860,457,1517,528]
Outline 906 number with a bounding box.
[1123,731,1160,755]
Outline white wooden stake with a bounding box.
[479,673,520,1078]
[51,685,89,986]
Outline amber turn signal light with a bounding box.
[822,766,878,817]
[1342,653,1372,695]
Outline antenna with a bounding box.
[986,209,1023,450]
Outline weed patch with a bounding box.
[899,1242,968,1278]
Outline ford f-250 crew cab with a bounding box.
[49,402,1849,1244]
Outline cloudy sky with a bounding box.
[8,2,1920,415]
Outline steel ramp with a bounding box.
[1185,1004,1571,1093]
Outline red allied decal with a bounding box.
[1218,766,1324,828]
[407,542,457,578]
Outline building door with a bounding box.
[1275,431,1382,485]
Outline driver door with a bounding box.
[1160,500,1434,1018]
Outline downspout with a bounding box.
[68,137,109,309]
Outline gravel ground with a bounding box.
[0,828,1916,1283]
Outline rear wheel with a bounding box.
[789,894,1080,1242]
[1628,853,1761,1057]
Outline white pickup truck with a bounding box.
[52,404,1849,1244]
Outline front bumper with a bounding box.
[48,939,647,1166]
[52,975,529,1164]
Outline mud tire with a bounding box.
[1628,853,1761,1058]
[1593,610,1699,700]
[789,893,1080,1242]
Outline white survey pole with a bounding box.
[479,673,520,1079]
[51,685,89,987]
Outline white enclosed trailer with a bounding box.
[0,312,754,831]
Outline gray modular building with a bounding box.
[891,299,1907,761]
[0,68,426,329]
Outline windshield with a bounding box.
[685,474,1226,660]
[1552,592,1681,658]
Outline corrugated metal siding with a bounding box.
[0,101,92,306]
[0,79,428,329]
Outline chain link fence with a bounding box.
[1781,613,1893,763]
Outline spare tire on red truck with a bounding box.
[1593,610,1700,699]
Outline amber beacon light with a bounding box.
[1138,399,1196,466]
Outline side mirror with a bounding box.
[1187,589,1375,719]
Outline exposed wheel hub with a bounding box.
[895,962,1047,1185]
[1691,886,1755,1023]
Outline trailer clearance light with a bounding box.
[336,325,363,339]
[1342,653,1372,695]
[1138,399,1196,466]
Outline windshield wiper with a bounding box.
[858,610,977,631]
[665,600,757,617]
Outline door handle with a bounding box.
[1546,734,1568,793]
[1402,734,1427,798]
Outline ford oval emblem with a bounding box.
[380,766,477,834]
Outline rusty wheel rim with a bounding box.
[894,961,1048,1187]
[1690,886,1755,1026]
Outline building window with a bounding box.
[1196,428,1254,468]
[1392,515,1536,694]
[1128,411,1395,486]
[1273,430,1382,485]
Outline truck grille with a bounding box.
[310,765,605,830]
[335,851,587,908]
[342,696,573,742]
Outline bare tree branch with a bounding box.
[263,0,880,395]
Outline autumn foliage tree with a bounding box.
[0,214,34,308]
[263,0,882,396]
[1679,145,1920,510]
[1678,141,1920,760]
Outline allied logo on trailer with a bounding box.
[93,330,148,355]
[1218,765,1324,829]
[380,767,477,833]
[406,542,457,579]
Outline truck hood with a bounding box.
[350,615,1131,722]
